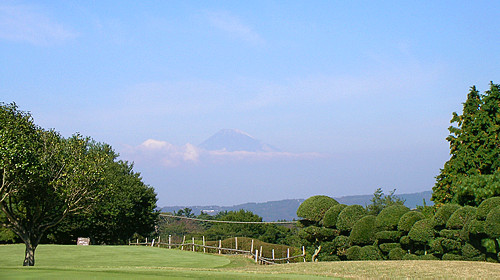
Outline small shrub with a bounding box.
[419,254,439,260]
[399,235,410,246]
[322,204,347,228]
[333,235,350,256]
[476,197,500,220]
[461,243,482,259]
[484,206,500,238]
[388,247,406,260]
[402,254,419,260]
[349,215,377,245]
[446,206,477,229]
[297,195,339,223]
[336,205,366,233]
[442,253,464,260]
[433,204,461,229]
[428,237,445,254]
[441,238,462,253]
[408,219,435,244]
[360,245,383,260]
[346,245,362,260]
[375,205,409,231]
[439,229,461,240]
[379,242,401,254]
[398,211,425,233]
[320,254,341,261]
[481,238,497,254]
[467,219,487,235]
[375,230,402,243]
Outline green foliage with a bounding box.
[419,254,439,260]
[346,245,362,260]
[379,243,401,254]
[360,245,383,260]
[375,205,409,231]
[476,197,500,220]
[484,206,500,238]
[467,220,487,236]
[429,238,445,254]
[402,254,419,260]
[349,215,376,246]
[375,231,402,243]
[322,204,346,228]
[399,235,410,247]
[480,238,497,254]
[298,226,338,244]
[461,243,482,259]
[441,238,462,253]
[332,235,350,257]
[336,205,366,232]
[366,188,406,215]
[398,211,425,233]
[203,210,265,240]
[446,206,476,229]
[388,247,406,260]
[297,195,339,223]
[442,253,465,260]
[433,204,461,228]
[433,83,500,205]
[408,219,435,244]
[439,229,461,240]
[454,172,500,206]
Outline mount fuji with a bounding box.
[199,129,280,152]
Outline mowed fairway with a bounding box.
[1,245,499,279]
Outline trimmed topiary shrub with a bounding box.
[439,229,461,240]
[336,205,366,233]
[360,245,383,260]
[322,204,347,228]
[467,219,487,235]
[398,211,425,233]
[299,226,339,243]
[346,245,362,260]
[320,254,341,261]
[429,238,445,254]
[484,206,500,238]
[399,235,410,247]
[441,238,462,253]
[476,197,500,220]
[447,206,477,229]
[332,235,350,257]
[408,219,435,244]
[433,204,461,229]
[375,205,409,231]
[481,238,498,254]
[379,242,401,254]
[375,231,402,243]
[297,195,339,223]
[462,243,482,259]
[442,253,464,260]
[419,254,439,260]
[388,247,406,260]
[349,215,377,245]
[402,254,419,260]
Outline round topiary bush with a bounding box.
[398,211,425,233]
[320,254,341,261]
[333,235,350,257]
[346,245,362,260]
[446,206,477,229]
[379,242,401,254]
[419,254,439,260]
[349,215,377,246]
[322,204,347,228]
[461,243,482,259]
[476,197,500,220]
[299,226,338,243]
[360,245,383,260]
[439,229,461,240]
[442,253,464,260]
[429,237,445,254]
[297,195,339,223]
[408,219,435,244]
[375,205,409,231]
[433,204,461,229]
[336,205,366,233]
[441,238,462,253]
[399,235,410,247]
[467,219,486,235]
[402,254,419,260]
[388,247,406,260]
[484,206,500,238]
[375,231,402,243]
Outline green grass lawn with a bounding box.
[1,244,499,279]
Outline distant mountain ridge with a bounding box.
[160,191,433,221]
[199,129,279,152]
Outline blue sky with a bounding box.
[1,1,499,206]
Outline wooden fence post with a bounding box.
[218,240,222,254]
[137,238,139,244]
[302,246,306,262]
[235,237,238,252]
[287,248,290,263]
[146,237,148,244]
[203,236,206,253]
[255,250,259,263]
[158,236,161,247]
[168,235,171,249]
[192,237,195,252]
[272,249,275,261]
[181,236,185,251]
[251,239,254,254]
[151,239,155,247]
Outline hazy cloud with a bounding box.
[0,4,77,45]
[206,10,264,45]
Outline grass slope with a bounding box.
[1,244,499,279]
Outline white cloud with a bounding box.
[0,4,77,45]
[206,10,264,45]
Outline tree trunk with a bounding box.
[23,242,36,266]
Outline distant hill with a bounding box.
[160,191,433,221]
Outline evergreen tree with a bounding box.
[432,83,500,205]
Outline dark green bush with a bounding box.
[375,231,402,243]
[322,204,347,228]
[433,204,461,228]
[398,211,425,233]
[298,226,338,243]
[446,206,477,229]
[481,238,497,254]
[441,238,462,253]
[429,237,445,254]
[379,242,401,254]
[375,205,409,231]
[467,219,487,235]
[333,235,350,257]
[336,205,366,232]
[476,197,500,220]
[297,195,339,223]
[402,254,419,260]
[419,254,439,260]
[484,206,500,238]
[461,243,482,259]
[320,254,341,261]
[388,247,406,260]
[442,253,464,260]
[360,245,383,260]
[346,245,362,260]
[439,229,461,240]
[408,219,435,244]
[349,215,377,246]
[400,235,410,246]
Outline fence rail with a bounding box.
[129,236,306,265]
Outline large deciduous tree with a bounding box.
[0,103,110,266]
[432,83,500,205]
